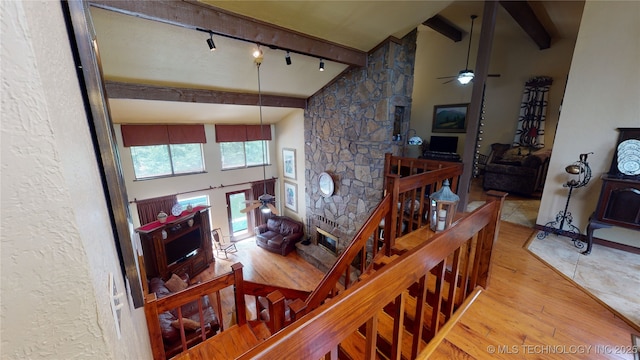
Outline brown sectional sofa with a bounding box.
[482,143,551,196]
[255,216,304,256]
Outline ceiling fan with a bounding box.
[240,51,279,216]
[437,15,500,85]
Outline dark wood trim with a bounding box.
[500,1,551,50]
[105,81,306,109]
[458,1,499,212]
[88,0,367,67]
[423,15,462,42]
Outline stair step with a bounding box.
[172,323,263,360]
[339,330,391,360]
[249,320,271,341]
[370,308,425,360]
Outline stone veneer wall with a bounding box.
[303,30,417,259]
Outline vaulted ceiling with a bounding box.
[89,0,583,125]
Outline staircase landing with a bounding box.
[172,322,270,360]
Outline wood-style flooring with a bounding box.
[193,221,638,359]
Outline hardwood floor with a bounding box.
[431,222,639,360]
[192,223,638,359]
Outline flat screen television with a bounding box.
[429,136,458,153]
[165,228,201,265]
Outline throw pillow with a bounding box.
[170,318,201,331]
[164,273,188,293]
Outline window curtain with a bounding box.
[513,76,553,148]
[121,124,206,147]
[215,124,272,142]
[136,194,177,225]
[251,178,276,226]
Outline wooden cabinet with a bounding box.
[586,128,640,254]
[136,206,213,280]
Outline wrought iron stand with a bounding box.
[537,153,592,250]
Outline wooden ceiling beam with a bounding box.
[500,1,551,50]
[423,15,462,42]
[88,0,367,67]
[105,81,307,109]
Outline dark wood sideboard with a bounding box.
[136,206,214,280]
[585,128,640,254]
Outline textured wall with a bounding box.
[304,31,417,252]
[537,0,640,243]
[1,2,151,359]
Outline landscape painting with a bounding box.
[432,104,469,133]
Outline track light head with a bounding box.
[285,51,292,65]
[206,33,216,51]
[319,58,325,72]
[253,45,263,64]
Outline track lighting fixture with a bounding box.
[253,46,263,60]
[206,32,216,51]
[319,58,325,71]
[285,51,292,65]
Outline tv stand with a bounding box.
[136,206,213,280]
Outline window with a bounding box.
[220,140,269,169]
[177,195,209,208]
[131,143,204,179]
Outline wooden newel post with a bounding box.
[231,262,247,326]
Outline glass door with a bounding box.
[226,190,253,241]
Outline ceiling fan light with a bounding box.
[260,204,271,213]
[457,70,474,85]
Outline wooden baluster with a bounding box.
[232,263,247,326]
[365,313,378,360]
[390,292,405,360]
[410,275,427,358]
[428,260,446,341]
[444,247,462,319]
[175,306,188,352]
[266,290,285,333]
[143,293,166,360]
[214,290,224,332]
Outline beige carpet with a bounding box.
[467,199,540,228]
[528,232,640,328]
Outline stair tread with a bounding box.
[340,330,387,360]
[172,323,262,360]
[374,308,425,359]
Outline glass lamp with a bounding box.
[429,179,460,232]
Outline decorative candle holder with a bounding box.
[429,179,460,232]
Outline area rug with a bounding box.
[467,199,540,228]
[527,231,640,328]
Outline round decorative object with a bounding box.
[171,203,183,217]
[186,204,193,212]
[318,172,335,197]
[617,140,640,176]
[157,211,168,223]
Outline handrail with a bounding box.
[305,195,393,310]
[305,155,464,313]
[238,197,504,359]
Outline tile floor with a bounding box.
[468,196,640,328]
[528,233,640,328]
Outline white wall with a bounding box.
[275,109,307,223]
[538,0,640,244]
[1,2,151,359]
[411,6,579,157]
[115,124,277,236]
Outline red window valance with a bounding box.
[215,124,272,142]
[121,124,206,147]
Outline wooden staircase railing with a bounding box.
[304,155,464,313]
[238,192,505,359]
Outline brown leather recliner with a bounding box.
[255,216,304,256]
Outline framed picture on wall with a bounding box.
[284,181,298,213]
[283,148,296,180]
[432,103,469,133]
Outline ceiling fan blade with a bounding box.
[442,78,456,84]
[240,202,261,214]
[267,203,279,216]
[244,200,260,204]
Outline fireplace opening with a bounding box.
[316,227,338,256]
